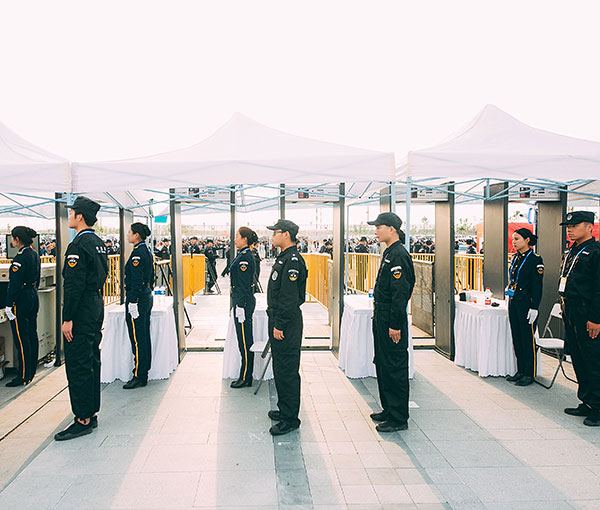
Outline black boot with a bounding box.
[54,419,94,441]
[5,378,27,387]
[230,379,252,388]
[370,411,388,422]
[123,377,148,389]
[506,372,523,382]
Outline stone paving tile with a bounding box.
[1,350,597,509]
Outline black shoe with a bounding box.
[54,419,94,441]
[506,372,523,382]
[565,404,592,417]
[583,412,600,427]
[376,420,408,433]
[370,411,389,422]
[270,421,300,436]
[268,410,282,421]
[123,377,147,389]
[515,376,534,386]
[91,416,98,429]
[230,379,252,388]
[5,378,27,387]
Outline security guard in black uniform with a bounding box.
[188,236,202,255]
[4,226,41,387]
[124,222,154,389]
[55,196,108,441]
[229,227,257,388]
[367,212,415,432]
[266,219,307,436]
[355,237,369,254]
[204,240,218,293]
[505,228,544,386]
[559,211,600,427]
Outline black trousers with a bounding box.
[372,307,409,424]
[64,293,104,419]
[9,290,39,382]
[563,298,600,410]
[125,293,153,382]
[508,297,537,377]
[269,310,303,426]
[206,262,217,290]
[233,297,255,383]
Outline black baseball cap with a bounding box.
[267,219,299,238]
[367,212,402,232]
[360,236,367,242]
[67,196,101,221]
[560,211,595,225]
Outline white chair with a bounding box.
[535,303,578,389]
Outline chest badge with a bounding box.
[271,270,278,281]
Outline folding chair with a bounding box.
[535,303,578,389]
[252,339,272,395]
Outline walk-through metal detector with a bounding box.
[434,184,455,358]
[169,191,186,360]
[119,208,134,305]
[54,193,70,366]
[483,182,509,296]
[331,183,345,354]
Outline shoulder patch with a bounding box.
[11,261,21,272]
[132,256,141,267]
[390,265,402,279]
[239,261,248,271]
[288,268,299,281]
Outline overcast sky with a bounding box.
[1,0,598,230]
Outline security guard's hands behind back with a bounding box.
[389,328,401,343]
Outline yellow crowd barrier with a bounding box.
[454,254,484,291]
[302,253,330,308]
[41,255,56,264]
[103,255,121,305]
[182,254,206,300]
[346,253,381,294]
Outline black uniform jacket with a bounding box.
[204,247,217,266]
[62,229,109,321]
[267,246,307,331]
[7,246,41,306]
[355,244,369,254]
[125,242,154,303]
[188,244,201,255]
[230,247,256,308]
[374,241,415,331]
[561,238,600,323]
[509,249,544,309]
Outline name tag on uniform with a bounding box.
[558,276,567,293]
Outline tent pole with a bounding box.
[405,177,412,250]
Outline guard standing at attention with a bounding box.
[559,211,600,427]
[124,222,154,390]
[4,226,41,387]
[266,219,307,436]
[204,239,218,293]
[55,196,108,441]
[506,228,544,387]
[367,212,415,432]
[229,227,257,388]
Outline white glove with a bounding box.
[527,309,538,324]
[4,306,15,321]
[128,303,140,319]
[235,306,246,323]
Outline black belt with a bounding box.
[374,302,391,310]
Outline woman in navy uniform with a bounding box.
[4,226,41,387]
[506,228,544,387]
[124,222,154,389]
[229,227,257,388]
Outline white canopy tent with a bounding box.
[72,113,395,193]
[396,105,600,185]
[0,121,70,193]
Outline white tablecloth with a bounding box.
[222,295,273,380]
[454,296,541,377]
[338,295,415,379]
[100,297,179,383]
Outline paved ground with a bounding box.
[0,349,598,510]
